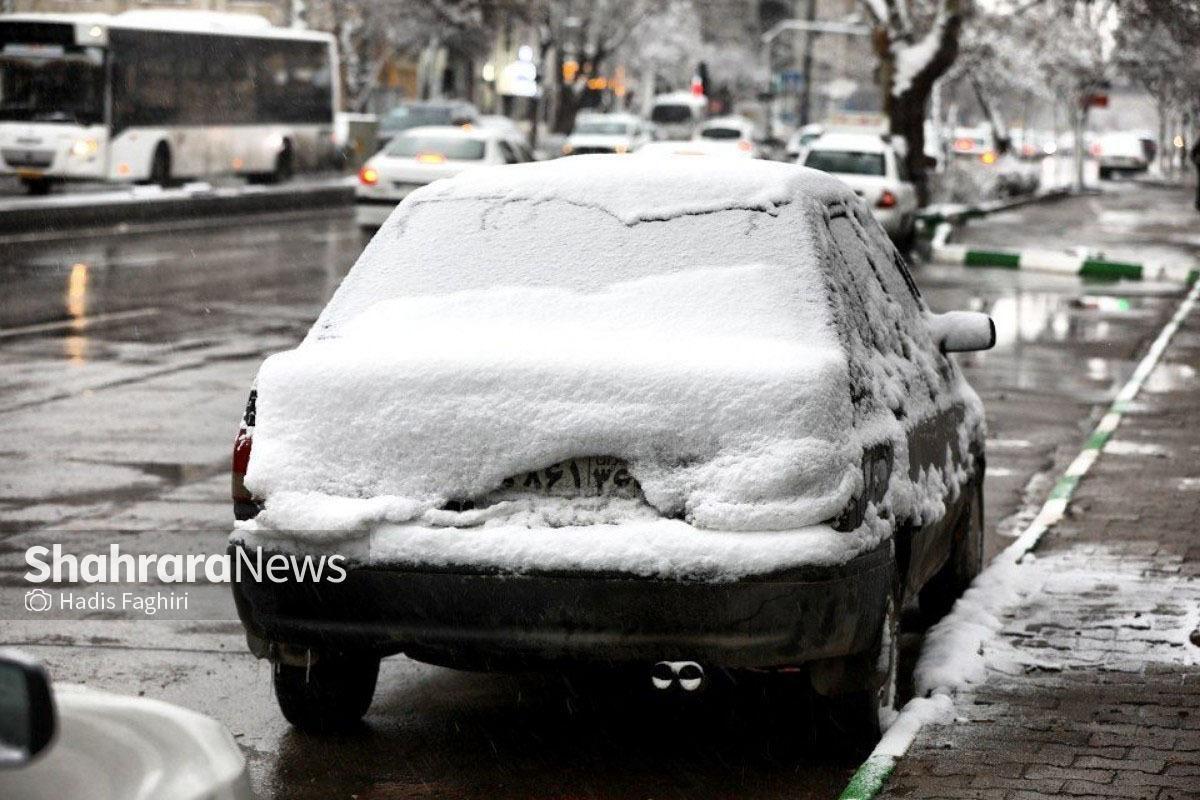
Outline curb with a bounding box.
[917,187,1073,228]
[0,179,353,237]
[837,276,1200,800]
[931,240,1199,285]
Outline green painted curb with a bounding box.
[838,755,896,800]
[964,250,1021,269]
[1080,259,1143,281]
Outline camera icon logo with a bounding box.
[24,588,53,613]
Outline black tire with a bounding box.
[272,650,380,733]
[149,144,171,187]
[822,584,901,747]
[22,177,51,196]
[920,476,985,622]
[1098,166,1112,180]
[271,145,294,184]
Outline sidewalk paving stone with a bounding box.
[879,307,1200,799]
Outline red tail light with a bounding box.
[877,190,897,208]
[737,139,752,152]
[232,390,256,517]
[358,165,379,186]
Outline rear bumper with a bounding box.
[230,541,893,670]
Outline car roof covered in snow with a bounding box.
[414,154,857,226]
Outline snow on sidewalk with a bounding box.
[880,302,1200,799]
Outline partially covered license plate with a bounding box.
[500,456,639,498]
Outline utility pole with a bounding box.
[797,0,817,127]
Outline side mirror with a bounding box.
[929,311,996,353]
[0,650,56,769]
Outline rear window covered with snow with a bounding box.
[246,160,871,534]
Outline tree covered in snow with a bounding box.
[519,0,673,134]
[314,0,494,111]
[1114,0,1200,168]
[856,0,968,203]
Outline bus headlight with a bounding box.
[70,138,99,159]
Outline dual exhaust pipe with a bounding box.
[651,660,705,692]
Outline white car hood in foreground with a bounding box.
[0,684,250,800]
[246,262,859,533]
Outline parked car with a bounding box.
[648,91,708,140]
[231,155,994,744]
[0,649,251,799]
[786,123,824,160]
[802,132,920,249]
[355,125,534,229]
[375,100,479,150]
[693,115,760,157]
[1095,131,1150,179]
[561,112,653,155]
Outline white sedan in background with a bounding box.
[694,115,760,157]
[355,125,534,229]
[801,133,919,249]
[561,113,653,156]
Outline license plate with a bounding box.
[16,169,43,179]
[500,456,639,498]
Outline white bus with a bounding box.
[0,11,338,193]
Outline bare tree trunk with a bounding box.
[874,2,965,205]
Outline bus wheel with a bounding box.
[271,144,294,184]
[149,145,172,187]
[22,178,51,196]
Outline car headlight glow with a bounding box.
[70,138,99,158]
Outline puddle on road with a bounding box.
[1142,362,1198,393]
[1102,440,1172,458]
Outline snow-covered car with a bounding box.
[354,125,534,229]
[1095,131,1150,179]
[694,115,760,158]
[561,113,652,156]
[0,649,251,799]
[374,100,478,151]
[802,133,920,249]
[635,139,754,160]
[230,156,995,741]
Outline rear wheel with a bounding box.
[920,476,985,622]
[821,587,901,747]
[272,649,380,733]
[271,145,294,184]
[149,144,171,187]
[21,177,51,196]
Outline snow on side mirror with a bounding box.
[929,311,996,353]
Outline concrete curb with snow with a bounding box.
[930,237,1199,285]
[837,277,1200,800]
[0,178,353,239]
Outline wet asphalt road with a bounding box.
[0,183,1196,799]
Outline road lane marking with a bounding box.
[0,308,160,339]
[839,275,1200,800]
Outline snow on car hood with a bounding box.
[246,261,859,532]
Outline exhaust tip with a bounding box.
[650,660,705,692]
[677,661,705,692]
[651,661,675,690]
